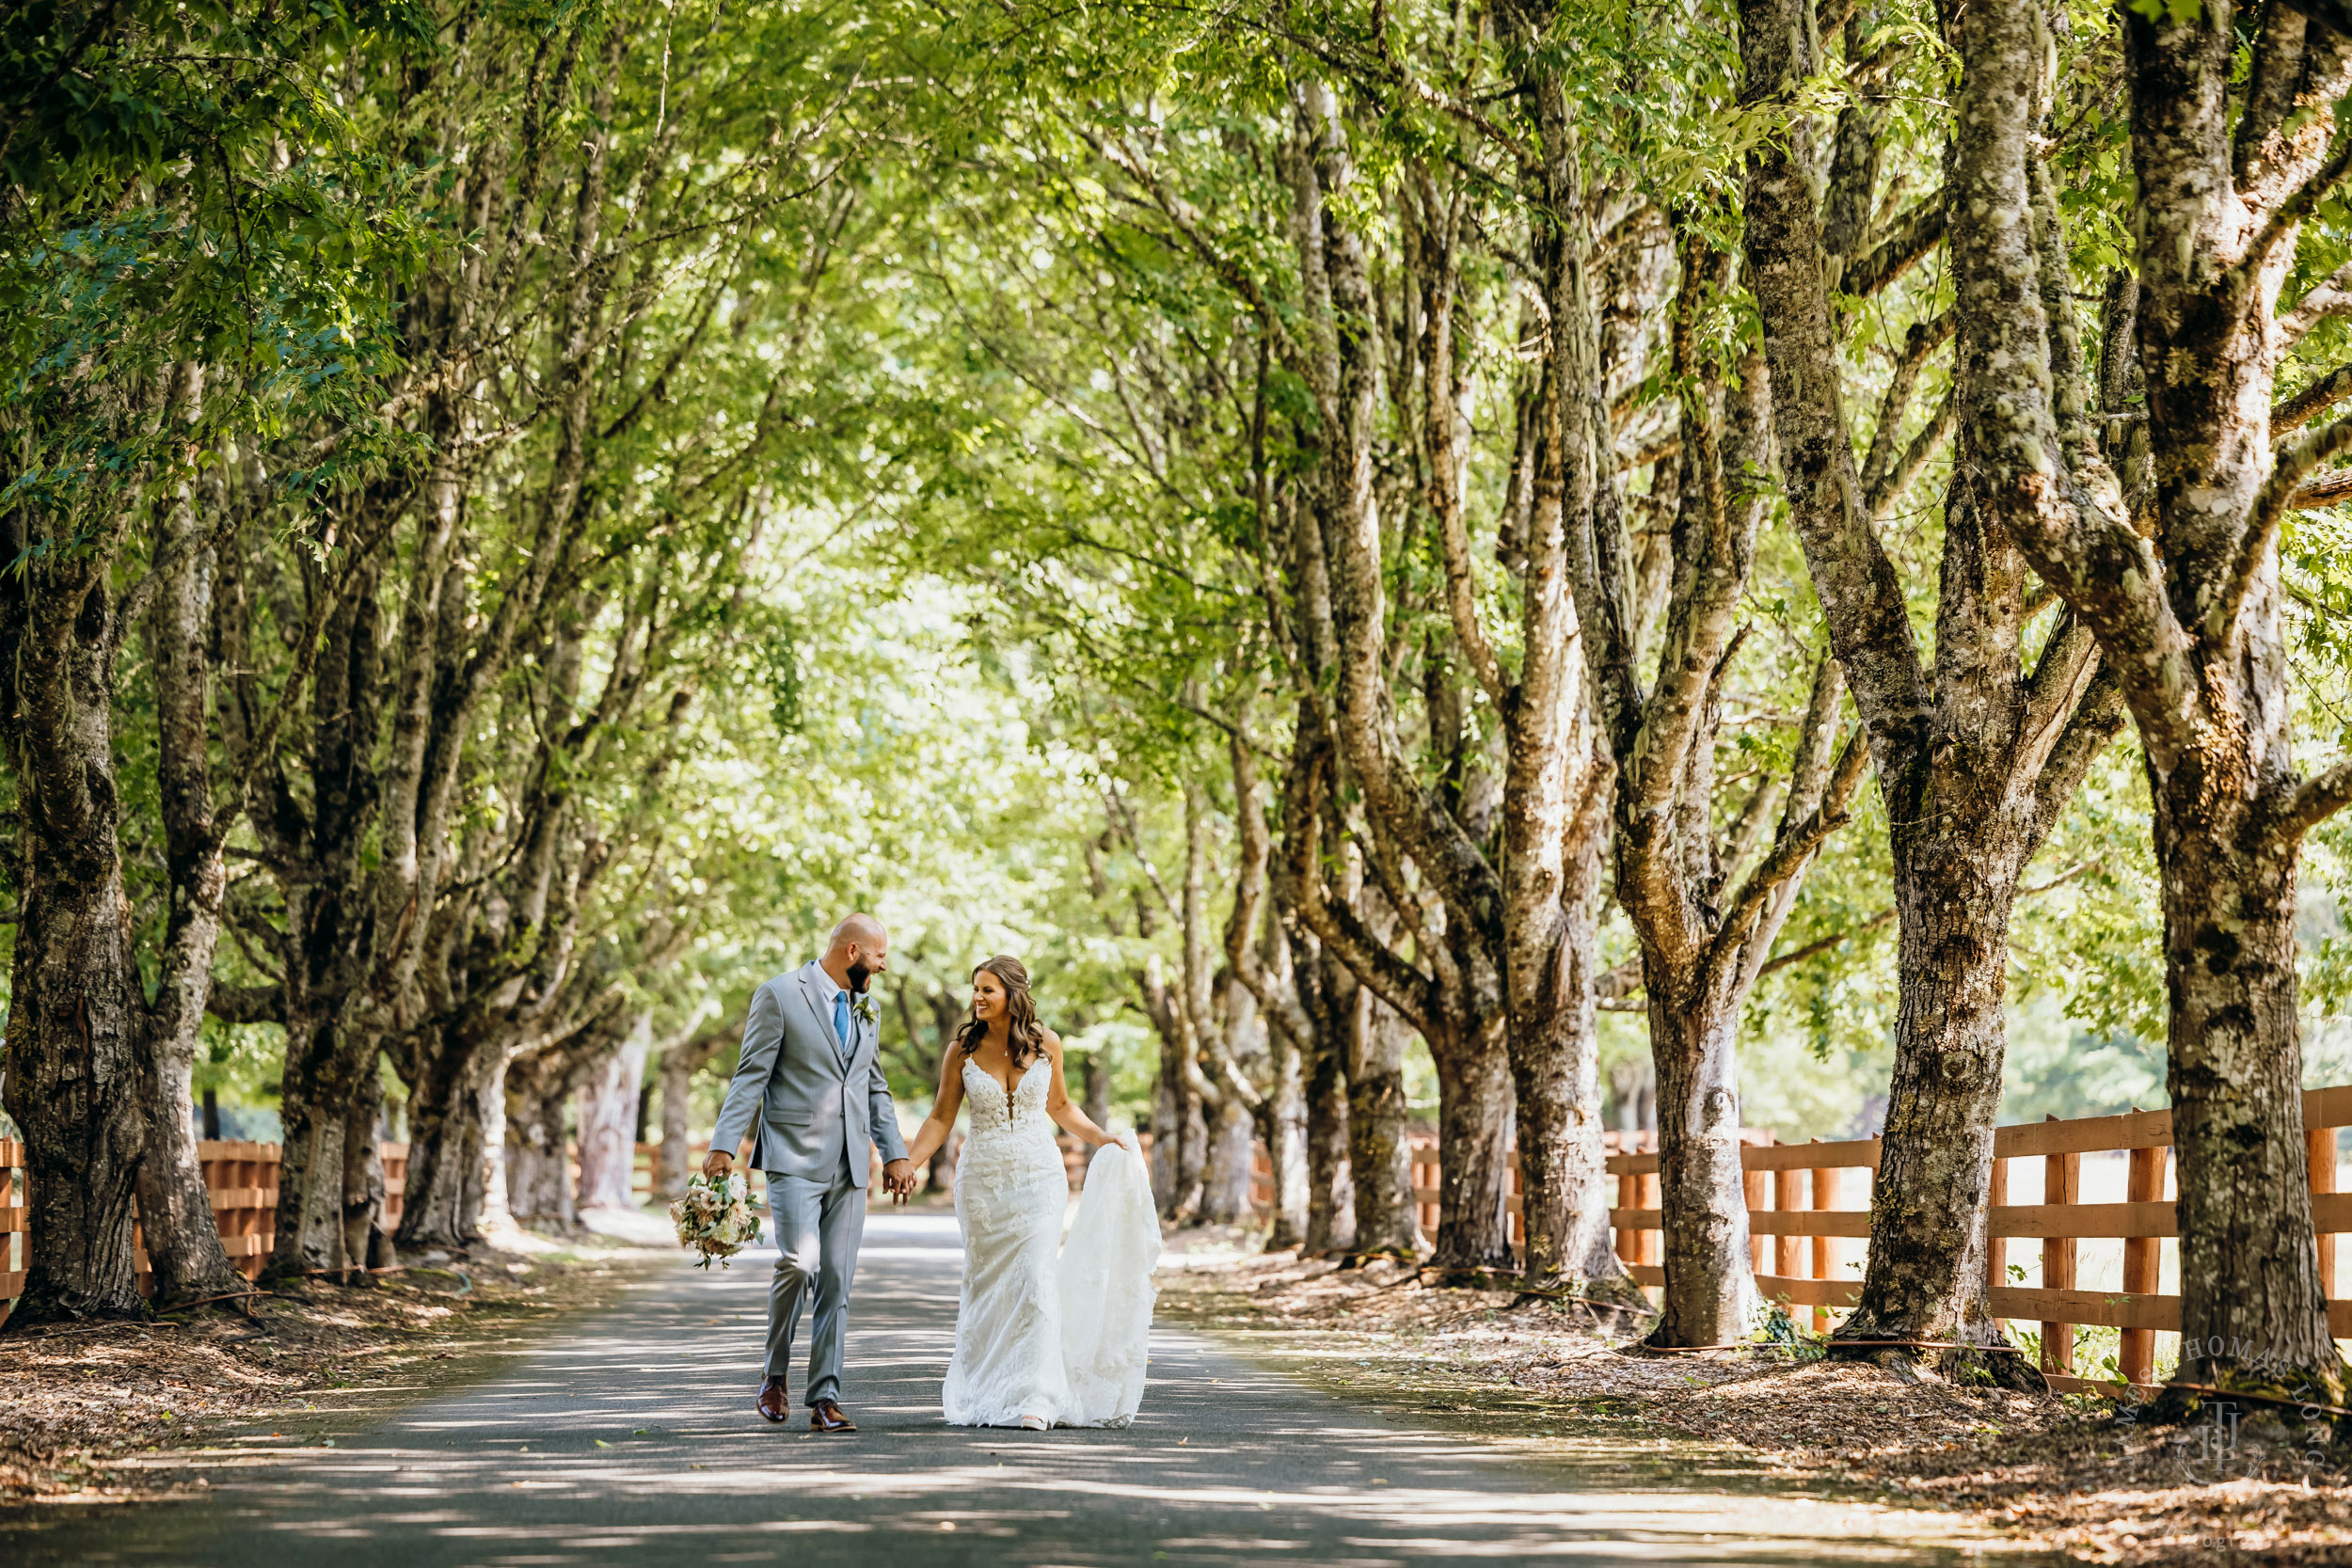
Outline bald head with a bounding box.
[821,913,889,994]
[828,912,886,952]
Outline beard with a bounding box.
[846,960,873,994]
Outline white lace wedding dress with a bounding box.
[943,1057,1159,1429]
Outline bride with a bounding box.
[901,955,1158,1431]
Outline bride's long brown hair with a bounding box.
[955,955,1047,1069]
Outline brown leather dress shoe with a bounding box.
[756,1376,788,1424]
[807,1398,857,1433]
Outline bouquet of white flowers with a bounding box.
[670,1170,762,1268]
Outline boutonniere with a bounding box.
[850,992,879,1028]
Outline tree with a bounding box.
[1737,0,2124,1378]
[1563,231,1874,1341]
[1935,0,2352,1403]
[0,0,419,1324]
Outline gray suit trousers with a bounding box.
[764,1157,866,1402]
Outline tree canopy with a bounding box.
[9,0,2352,1406]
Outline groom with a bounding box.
[705,912,914,1433]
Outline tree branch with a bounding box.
[1840,199,1947,299]
[2224,408,2352,641]
[2274,361,2352,436]
[2281,756,2352,840]
[1858,311,1954,504]
[1757,905,1896,976]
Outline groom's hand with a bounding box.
[702,1149,734,1180]
[882,1159,915,1204]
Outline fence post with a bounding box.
[2120,1142,2166,1387]
[2042,1117,2079,1377]
[1810,1155,1836,1333]
[1636,1157,1661,1269]
[2311,1125,2337,1302]
[1774,1168,1805,1298]
[1984,1156,2008,1328]
[1614,1148,1637,1266]
[1744,1158,1770,1275]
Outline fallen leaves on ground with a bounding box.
[1155,1232,2352,1565]
[0,1237,644,1507]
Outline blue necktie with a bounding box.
[833,991,851,1063]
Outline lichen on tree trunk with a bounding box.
[2157,768,2336,1394]
[1836,822,2031,1370]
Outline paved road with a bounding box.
[5,1215,2044,1566]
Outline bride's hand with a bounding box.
[1113,1129,1141,1157]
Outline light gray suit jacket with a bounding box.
[708,961,907,1189]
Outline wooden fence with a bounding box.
[0,1140,409,1312]
[1595,1086,2352,1396]
[0,1136,901,1310]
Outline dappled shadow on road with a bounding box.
[3,1216,2055,1567]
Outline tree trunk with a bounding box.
[270,1006,375,1281]
[655,1047,697,1203]
[1738,0,2120,1381]
[2159,774,2334,1392]
[1198,974,1267,1227]
[1262,1017,1311,1251]
[1199,1095,1256,1226]
[1172,1079,1208,1225]
[1648,982,1767,1343]
[1347,993,1417,1258]
[0,564,148,1327]
[131,1039,246,1307]
[1835,816,2029,1370]
[1150,1078,1179,1213]
[134,460,248,1309]
[477,1045,518,1238]
[505,1048,580,1224]
[1609,1056,1657,1134]
[1426,1022,1513,1275]
[339,1065,393,1279]
[506,1077,572,1224]
[1503,832,1628,1294]
[394,1023,500,1251]
[1303,1004,1355,1254]
[1082,1052,1112,1129]
[576,1015,650,1211]
[650,1023,734,1204]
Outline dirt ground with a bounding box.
[0,1235,654,1507]
[1155,1232,2352,1566]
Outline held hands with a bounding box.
[706,1148,916,1202]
